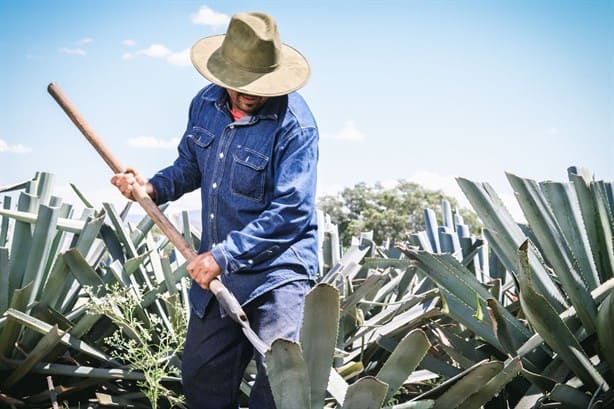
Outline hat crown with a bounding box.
[221,12,281,74]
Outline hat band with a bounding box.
[225,52,280,74]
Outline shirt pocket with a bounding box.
[231,147,269,202]
[186,126,215,169]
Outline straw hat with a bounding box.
[190,12,310,97]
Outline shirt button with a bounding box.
[212,182,218,189]
[219,152,224,159]
[209,213,215,219]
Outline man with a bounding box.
[111,11,319,408]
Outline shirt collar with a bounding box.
[204,85,282,122]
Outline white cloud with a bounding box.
[122,39,137,47]
[128,44,191,67]
[59,47,86,56]
[322,120,366,141]
[167,48,191,67]
[128,136,180,149]
[0,138,31,154]
[190,6,230,28]
[59,37,93,56]
[138,44,171,58]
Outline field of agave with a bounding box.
[1,166,613,408]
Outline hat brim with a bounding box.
[191,35,311,97]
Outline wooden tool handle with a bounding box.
[47,82,235,309]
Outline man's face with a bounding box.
[226,89,269,116]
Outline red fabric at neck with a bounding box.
[230,106,246,121]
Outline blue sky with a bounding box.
[1,1,612,221]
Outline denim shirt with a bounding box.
[149,84,319,318]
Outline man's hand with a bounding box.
[110,167,155,200]
[187,251,222,290]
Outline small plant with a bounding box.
[87,284,187,409]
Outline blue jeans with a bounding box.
[182,280,311,409]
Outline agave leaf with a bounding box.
[103,202,157,293]
[129,203,169,246]
[2,324,64,389]
[39,252,73,311]
[410,231,434,253]
[321,243,371,286]
[69,182,94,209]
[385,401,435,409]
[347,297,439,360]
[517,240,608,391]
[436,289,501,353]
[361,258,413,271]
[161,255,178,295]
[341,273,387,314]
[70,310,102,338]
[301,284,340,409]
[102,202,140,259]
[33,172,55,206]
[4,308,117,365]
[457,177,567,311]
[404,249,531,352]
[103,203,173,331]
[0,207,85,234]
[181,210,196,250]
[146,232,165,283]
[517,277,614,359]
[570,172,614,281]
[349,292,428,344]
[424,208,441,253]
[265,339,311,409]
[438,326,490,364]
[596,291,614,370]
[74,211,106,258]
[377,329,430,402]
[0,180,30,193]
[341,376,388,409]
[521,367,557,393]
[63,248,105,294]
[23,205,59,307]
[432,360,503,409]
[486,298,520,358]
[456,357,521,409]
[540,181,600,290]
[0,247,8,313]
[508,173,597,333]
[0,283,33,358]
[8,193,38,295]
[0,196,11,246]
[548,383,591,409]
[31,362,180,381]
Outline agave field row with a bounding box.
[1,167,613,408]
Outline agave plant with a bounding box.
[396,166,614,408]
[0,172,190,408]
[3,165,613,409]
[265,166,613,409]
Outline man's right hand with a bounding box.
[110,167,155,201]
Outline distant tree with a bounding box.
[317,180,481,248]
